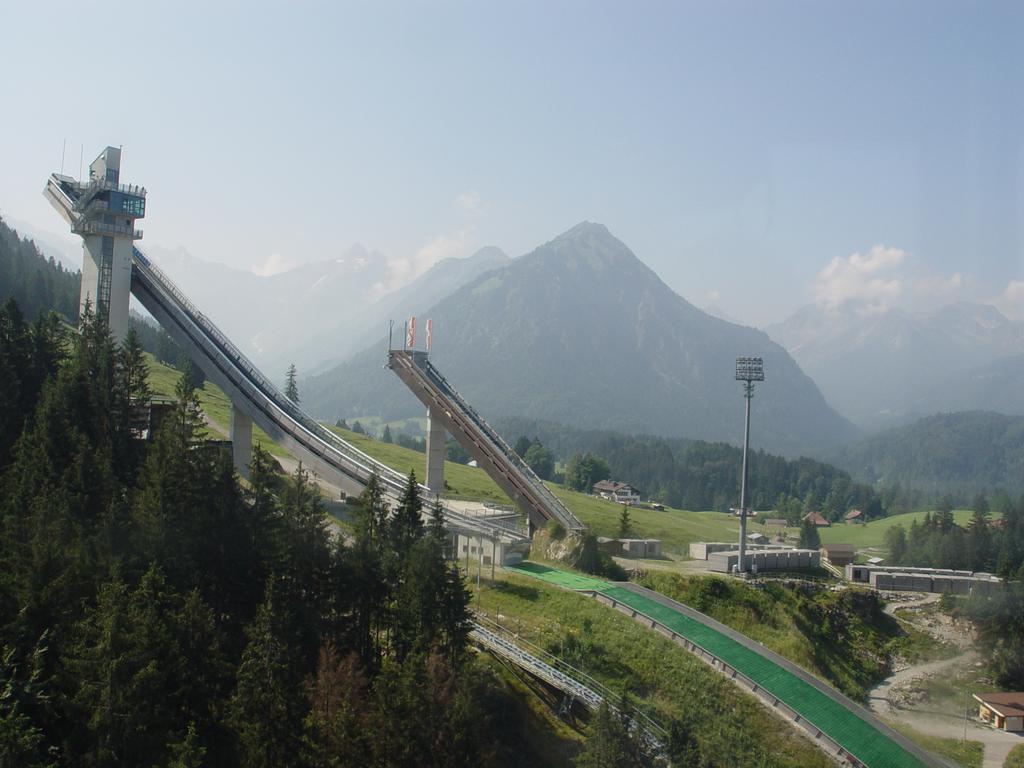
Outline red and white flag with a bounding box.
[406,316,416,349]
[425,319,433,351]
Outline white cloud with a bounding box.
[455,190,483,217]
[913,272,964,298]
[252,252,298,277]
[704,289,721,303]
[385,228,476,288]
[812,245,907,312]
[993,280,1024,321]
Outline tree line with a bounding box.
[880,493,1024,691]
[0,299,558,767]
[0,216,79,324]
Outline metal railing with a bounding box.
[470,617,665,754]
[403,353,582,531]
[423,358,580,528]
[73,219,143,239]
[473,614,667,738]
[470,623,602,708]
[76,177,147,201]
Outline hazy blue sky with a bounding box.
[2,0,1021,325]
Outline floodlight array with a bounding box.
[735,356,765,381]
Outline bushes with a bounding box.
[1004,744,1024,768]
[638,572,900,700]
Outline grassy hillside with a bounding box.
[325,432,743,552]
[549,487,738,550]
[477,569,832,768]
[636,571,951,701]
[324,424,512,503]
[812,509,974,550]
[149,357,927,559]
[145,354,288,458]
[832,411,1024,495]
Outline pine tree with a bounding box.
[350,475,390,667]
[111,327,150,481]
[390,472,424,561]
[0,639,53,768]
[513,436,532,458]
[381,425,393,444]
[302,641,369,766]
[68,567,189,767]
[617,507,633,539]
[278,463,332,662]
[228,579,305,768]
[428,497,447,555]
[936,495,956,532]
[968,494,992,571]
[285,363,300,404]
[166,722,206,768]
[798,519,821,550]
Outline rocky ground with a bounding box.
[869,593,1023,768]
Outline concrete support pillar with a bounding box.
[230,403,252,479]
[425,407,445,494]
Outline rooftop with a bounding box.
[822,543,856,555]
[973,693,1024,718]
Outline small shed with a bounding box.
[821,543,857,567]
[803,511,831,527]
[596,537,624,556]
[620,538,662,558]
[844,509,864,523]
[974,693,1024,732]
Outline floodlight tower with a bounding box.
[735,356,764,574]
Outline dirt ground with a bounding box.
[868,593,1023,768]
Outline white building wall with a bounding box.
[79,235,101,318]
[109,237,133,342]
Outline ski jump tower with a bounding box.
[51,146,145,342]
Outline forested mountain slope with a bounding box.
[303,222,858,457]
[0,214,79,321]
[831,411,1024,495]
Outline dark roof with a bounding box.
[803,511,830,526]
[593,480,633,493]
[974,693,1024,718]
[822,543,856,555]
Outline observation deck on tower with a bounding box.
[46,146,146,342]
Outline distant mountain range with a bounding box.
[830,411,1024,495]
[766,302,1024,429]
[301,222,858,457]
[145,243,508,377]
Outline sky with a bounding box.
[1,0,1022,327]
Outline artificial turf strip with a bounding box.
[505,562,928,768]
[507,561,612,592]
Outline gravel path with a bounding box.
[869,593,1023,768]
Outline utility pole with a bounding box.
[735,357,765,574]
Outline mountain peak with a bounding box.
[554,221,613,242]
[304,223,856,456]
[533,221,643,274]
